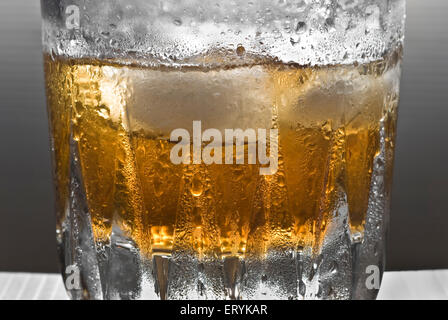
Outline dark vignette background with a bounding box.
[0,0,447,273]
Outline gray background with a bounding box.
[0,0,447,273]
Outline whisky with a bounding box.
[44,50,401,299]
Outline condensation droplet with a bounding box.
[290,35,300,45]
[325,18,336,32]
[321,121,332,140]
[373,243,379,256]
[236,44,246,56]
[96,105,110,119]
[352,232,362,243]
[299,279,306,297]
[329,261,338,274]
[295,21,307,34]
[109,39,118,47]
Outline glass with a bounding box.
[41,0,406,300]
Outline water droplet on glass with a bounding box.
[325,18,336,32]
[290,35,300,45]
[96,105,110,119]
[273,28,282,39]
[352,232,362,243]
[329,261,338,274]
[109,39,119,47]
[373,243,379,256]
[295,21,307,34]
[236,44,246,56]
[316,284,323,298]
[299,279,306,296]
[297,0,306,11]
[321,121,332,140]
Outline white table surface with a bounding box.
[1,270,447,300]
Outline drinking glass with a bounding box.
[41,0,406,300]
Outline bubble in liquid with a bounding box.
[277,173,286,187]
[190,176,204,197]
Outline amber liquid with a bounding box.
[44,51,400,262]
